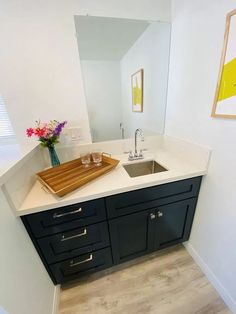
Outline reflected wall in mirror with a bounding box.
[75,16,171,142]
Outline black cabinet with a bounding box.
[24,198,106,238]
[37,221,110,264]
[154,198,197,250]
[22,198,110,285]
[22,176,202,285]
[50,248,113,284]
[106,176,201,218]
[109,209,155,264]
[109,198,198,265]
[107,177,201,266]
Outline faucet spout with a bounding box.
[134,128,144,156]
[128,128,144,161]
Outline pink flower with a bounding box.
[35,127,46,137]
[26,128,34,137]
[26,120,66,147]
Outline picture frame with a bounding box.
[131,69,144,112]
[211,9,236,119]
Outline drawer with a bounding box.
[50,248,113,284]
[23,198,106,238]
[106,176,202,218]
[37,221,110,264]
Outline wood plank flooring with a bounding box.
[59,245,231,314]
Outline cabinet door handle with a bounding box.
[53,207,82,219]
[61,228,87,242]
[157,211,163,218]
[70,254,93,267]
[150,213,156,220]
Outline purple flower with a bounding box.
[53,121,67,136]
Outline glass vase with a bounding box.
[47,145,60,167]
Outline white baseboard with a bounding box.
[184,242,236,314]
[52,285,61,314]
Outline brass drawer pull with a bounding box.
[61,228,87,242]
[53,208,82,219]
[70,254,93,267]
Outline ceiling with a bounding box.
[74,16,150,61]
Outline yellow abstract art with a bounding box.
[131,69,143,112]
[212,9,236,118]
[132,77,142,104]
[218,58,236,102]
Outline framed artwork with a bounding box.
[131,69,143,112]
[212,9,236,118]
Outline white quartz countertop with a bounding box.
[16,150,209,216]
[1,135,211,217]
[0,142,38,186]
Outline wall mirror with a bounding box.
[75,16,171,142]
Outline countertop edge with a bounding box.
[15,170,207,217]
[0,143,39,186]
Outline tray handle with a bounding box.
[41,185,51,194]
[102,152,111,157]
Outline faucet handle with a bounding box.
[128,151,135,161]
[129,150,134,158]
[139,149,144,158]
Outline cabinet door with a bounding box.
[154,198,197,250]
[109,210,155,264]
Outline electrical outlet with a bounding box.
[63,127,82,144]
[69,127,81,141]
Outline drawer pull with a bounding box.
[53,208,82,219]
[70,254,93,267]
[61,228,87,241]
[157,211,163,218]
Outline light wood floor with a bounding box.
[59,245,231,314]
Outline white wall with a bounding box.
[0,2,171,313]
[81,61,122,142]
[120,23,171,138]
[73,0,171,22]
[0,189,56,314]
[0,1,92,144]
[0,0,171,145]
[166,0,236,312]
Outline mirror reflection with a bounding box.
[75,16,171,142]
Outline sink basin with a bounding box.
[123,160,167,178]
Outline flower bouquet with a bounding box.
[26,120,67,167]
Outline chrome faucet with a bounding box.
[128,128,144,161]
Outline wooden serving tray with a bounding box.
[37,155,119,197]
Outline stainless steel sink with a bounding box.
[123,160,167,178]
